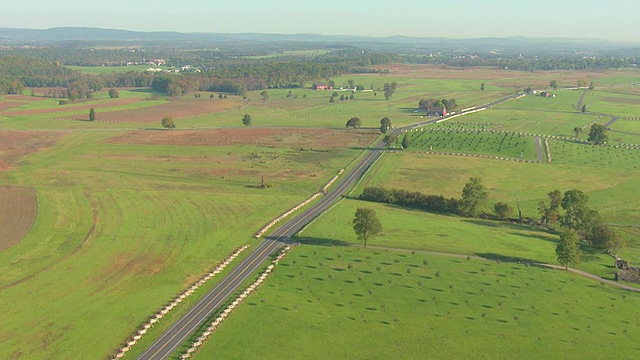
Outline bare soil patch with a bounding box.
[107,128,379,148]
[0,102,26,112]
[70,98,242,123]
[0,94,43,111]
[0,187,37,252]
[0,131,65,168]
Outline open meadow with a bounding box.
[194,244,640,359]
[1,65,640,358]
[0,122,375,358]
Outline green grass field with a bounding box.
[2,67,640,358]
[194,244,640,359]
[355,150,640,269]
[0,130,363,359]
[402,127,537,160]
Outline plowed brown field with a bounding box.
[0,187,37,251]
[0,131,65,169]
[107,128,378,148]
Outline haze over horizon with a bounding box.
[3,0,640,44]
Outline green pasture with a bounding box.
[195,244,640,359]
[301,199,559,265]
[2,67,640,358]
[355,151,640,267]
[0,130,361,359]
[401,127,537,160]
[608,119,640,144]
[455,108,604,140]
[0,89,167,130]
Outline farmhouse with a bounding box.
[425,107,447,116]
[312,84,333,90]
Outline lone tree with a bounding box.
[550,80,558,90]
[588,124,608,145]
[383,82,397,100]
[380,117,392,134]
[401,133,411,149]
[260,90,269,100]
[480,83,485,91]
[108,88,119,98]
[242,114,252,126]
[573,127,582,139]
[556,228,581,269]
[89,108,96,121]
[581,104,587,113]
[458,177,488,217]
[353,208,382,248]
[494,202,514,220]
[346,117,362,129]
[161,116,176,129]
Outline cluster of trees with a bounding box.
[0,55,159,98]
[418,98,458,111]
[538,189,622,252]
[0,56,79,91]
[329,91,356,103]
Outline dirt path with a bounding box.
[576,89,587,110]
[354,244,640,293]
[533,136,545,162]
[604,116,619,128]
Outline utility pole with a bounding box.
[516,194,523,222]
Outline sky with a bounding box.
[3,0,640,43]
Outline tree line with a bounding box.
[359,177,489,217]
[359,177,622,269]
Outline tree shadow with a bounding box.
[474,252,541,265]
[294,236,350,247]
[506,231,558,244]
[464,219,556,235]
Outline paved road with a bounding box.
[138,139,388,360]
[137,93,518,360]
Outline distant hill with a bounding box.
[0,27,638,55]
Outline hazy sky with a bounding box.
[3,0,639,43]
